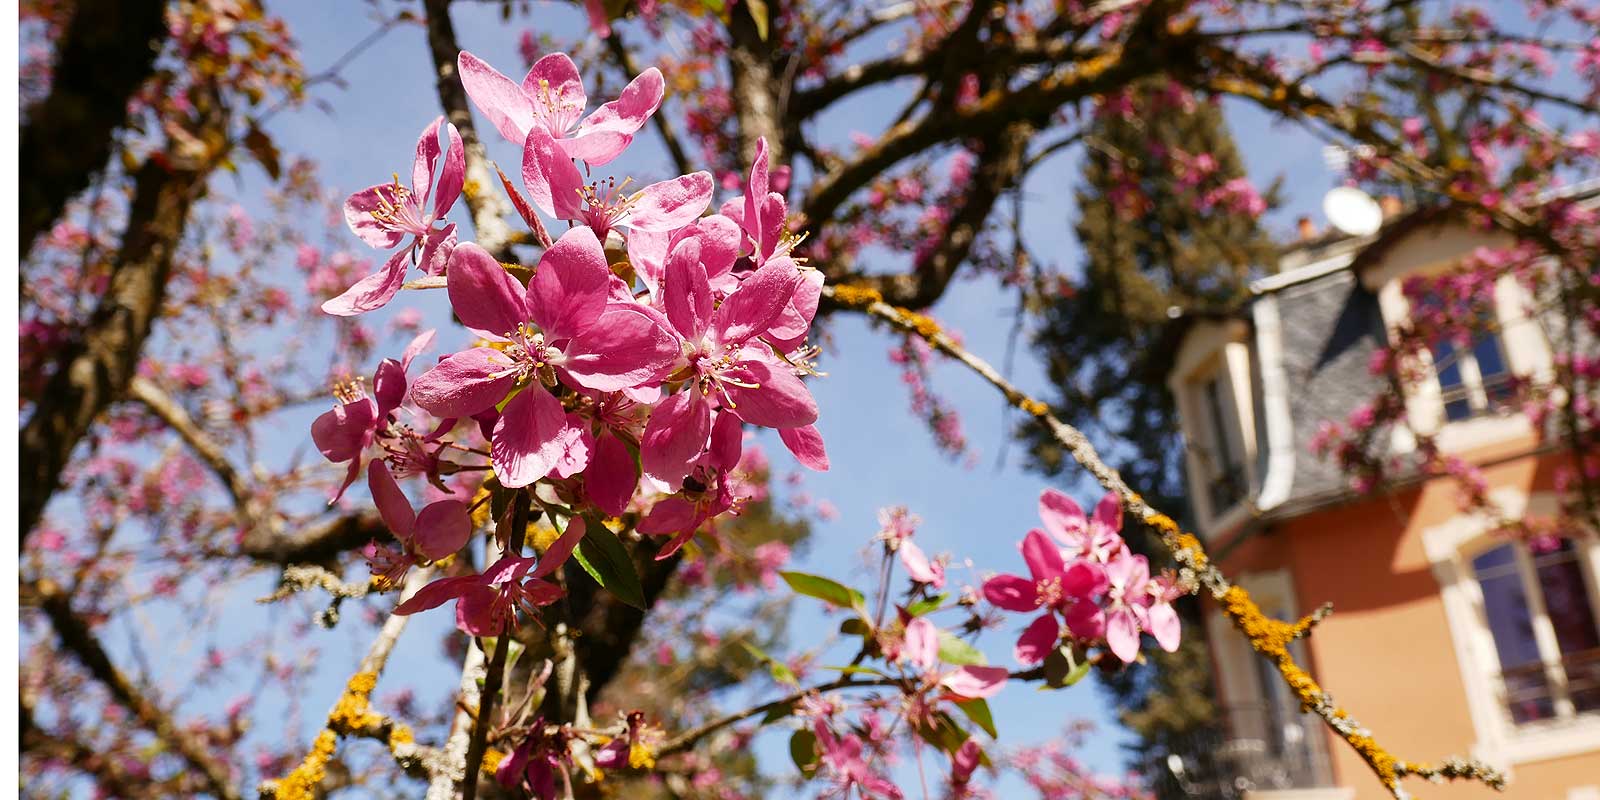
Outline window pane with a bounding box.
[1474,333,1515,409]
[1473,545,1556,723]
[1473,333,1509,380]
[1434,339,1464,392]
[1534,541,1600,713]
[1202,375,1243,510]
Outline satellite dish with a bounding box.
[1323,186,1383,236]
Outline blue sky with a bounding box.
[134,1,1349,794]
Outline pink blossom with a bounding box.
[410,235,678,487]
[325,117,462,316]
[394,517,586,635]
[458,50,662,165]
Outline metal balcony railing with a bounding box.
[1154,704,1335,800]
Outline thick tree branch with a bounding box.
[25,579,243,800]
[421,0,517,258]
[799,37,1184,235]
[821,119,1032,310]
[19,0,167,258]
[21,112,225,546]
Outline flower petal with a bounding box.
[1106,608,1141,663]
[368,461,416,540]
[1148,601,1182,653]
[433,122,466,220]
[663,238,712,341]
[640,390,711,488]
[1021,529,1065,584]
[637,496,699,536]
[712,260,801,346]
[413,499,472,562]
[778,423,828,472]
[767,265,821,341]
[447,243,528,338]
[521,128,586,221]
[941,665,1008,700]
[1061,560,1109,599]
[410,347,518,419]
[411,116,445,208]
[522,53,586,129]
[527,226,611,341]
[585,433,638,517]
[531,516,586,579]
[322,249,410,316]
[982,574,1037,612]
[1038,488,1087,546]
[311,399,378,462]
[899,539,942,587]
[903,617,940,671]
[723,357,817,429]
[393,575,476,616]
[1093,491,1123,534]
[1014,613,1059,665]
[343,184,408,250]
[559,304,678,392]
[565,66,664,165]
[459,51,535,144]
[493,388,590,488]
[625,172,713,232]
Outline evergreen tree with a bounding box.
[1023,83,1280,798]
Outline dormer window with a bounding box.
[1168,318,1258,533]
[1361,221,1555,449]
[1432,329,1514,423]
[1199,369,1248,513]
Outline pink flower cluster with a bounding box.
[983,489,1181,664]
[311,50,829,635]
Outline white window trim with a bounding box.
[1423,489,1600,774]
[1170,319,1258,537]
[1206,570,1338,791]
[1364,231,1554,456]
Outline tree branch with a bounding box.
[21,104,227,546]
[25,579,243,800]
[822,284,1506,798]
[19,0,167,258]
[421,0,517,259]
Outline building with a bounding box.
[1164,190,1600,800]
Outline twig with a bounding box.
[25,579,243,800]
[463,490,530,800]
[823,283,1507,798]
[260,566,436,798]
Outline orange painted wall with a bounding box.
[1207,447,1600,800]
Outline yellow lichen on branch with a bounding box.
[266,670,413,800]
[826,283,1506,799]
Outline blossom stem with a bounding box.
[462,488,530,800]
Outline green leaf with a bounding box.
[821,665,888,677]
[760,699,796,724]
[572,524,646,609]
[746,0,769,40]
[937,631,987,666]
[740,641,798,686]
[955,698,997,738]
[789,729,819,777]
[915,711,971,756]
[780,571,866,615]
[1043,645,1091,689]
[839,617,872,637]
[906,593,949,617]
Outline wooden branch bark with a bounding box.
[421,0,516,259]
[19,0,167,259]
